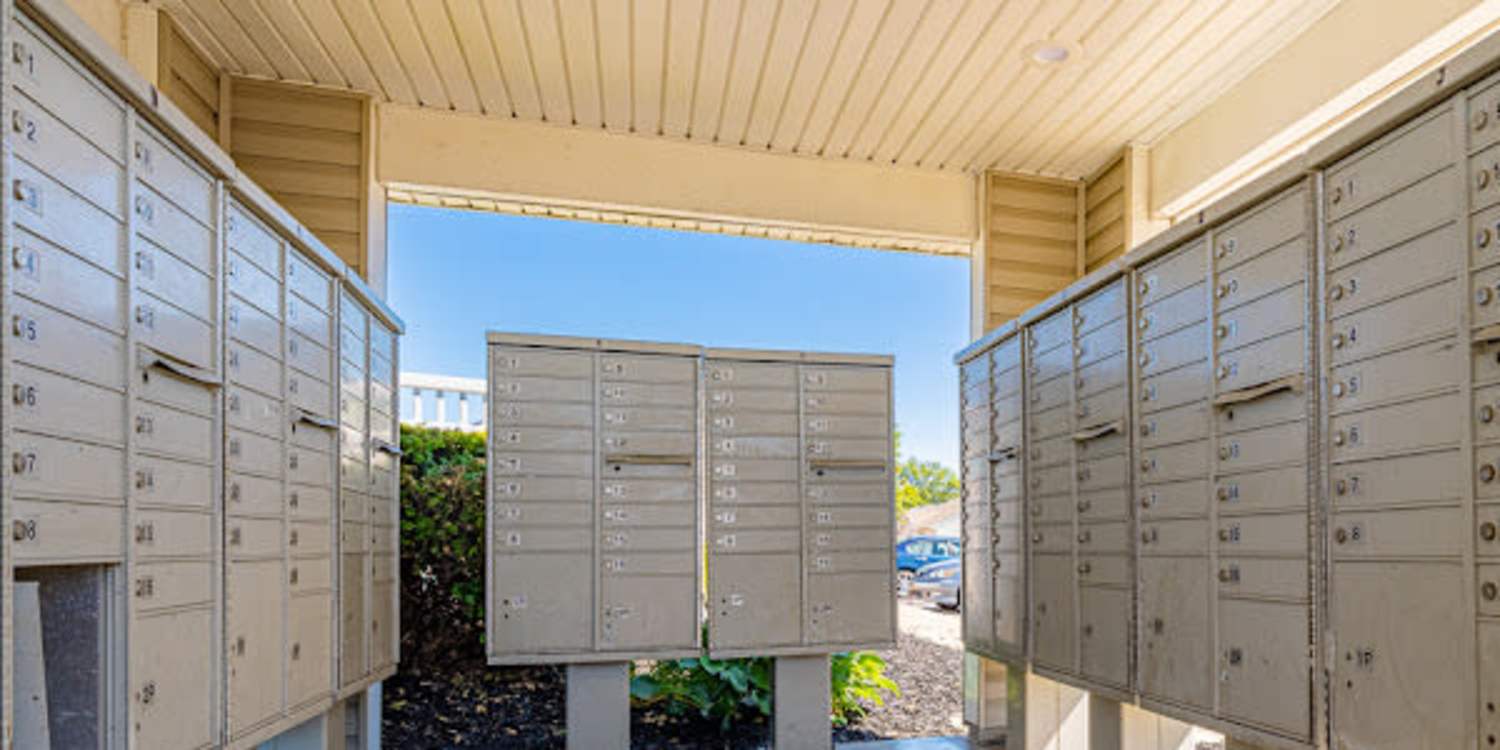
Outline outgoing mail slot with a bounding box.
[1139,401,1209,448]
[1216,420,1305,473]
[1028,310,1073,355]
[598,354,696,383]
[1215,282,1305,352]
[1328,279,1457,366]
[12,228,126,332]
[10,499,122,562]
[134,402,213,463]
[11,92,124,216]
[491,376,592,403]
[1215,512,1307,556]
[1330,223,1459,320]
[1073,281,1126,335]
[1139,518,1209,556]
[226,516,283,558]
[9,363,124,445]
[1215,186,1306,270]
[286,295,332,348]
[10,159,124,280]
[1216,328,1302,394]
[491,451,593,477]
[1075,351,1126,398]
[227,385,283,439]
[709,435,796,459]
[1075,317,1126,368]
[1215,465,1306,514]
[227,472,282,517]
[133,560,213,613]
[1137,240,1208,307]
[1331,168,1456,276]
[492,526,593,553]
[1029,374,1069,412]
[1137,478,1210,520]
[1333,337,1457,414]
[1138,322,1207,378]
[1028,337,1072,384]
[1333,448,1463,507]
[135,508,212,559]
[492,427,593,453]
[134,291,213,370]
[1330,391,1462,461]
[1138,440,1208,484]
[704,360,796,388]
[227,428,282,478]
[1327,106,1452,221]
[133,123,213,221]
[227,293,281,358]
[491,400,593,428]
[227,251,280,318]
[1076,454,1128,493]
[10,432,123,502]
[1028,403,1071,440]
[1216,238,1306,318]
[9,296,125,390]
[1074,386,1127,426]
[599,382,694,408]
[1216,556,1309,601]
[1331,504,1465,558]
[10,20,125,157]
[1136,281,1207,343]
[228,341,281,397]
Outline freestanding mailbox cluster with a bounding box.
[958,34,1500,750]
[0,1,404,747]
[486,333,895,748]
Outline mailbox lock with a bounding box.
[1330,284,1345,301]
[1218,527,1232,542]
[1138,317,1150,331]
[1332,233,1344,253]
[1078,562,1091,575]
[1151,617,1165,635]
[1482,522,1499,542]
[1140,458,1152,472]
[1032,532,1043,544]
[1226,648,1244,666]
[1332,430,1346,447]
[1141,528,1158,544]
[1482,464,1498,483]
[1217,364,1231,380]
[1138,280,1151,296]
[1215,324,1229,339]
[1477,109,1491,130]
[1483,405,1496,424]
[1077,530,1091,544]
[1335,479,1348,496]
[1481,170,1493,190]
[1216,486,1231,502]
[1140,495,1154,509]
[1331,333,1346,350]
[1082,625,1094,638]
[1481,287,1496,307]
[1030,503,1042,516]
[1334,527,1349,544]
[1218,445,1232,460]
[1483,581,1499,601]
[1077,499,1091,513]
[1332,382,1345,398]
[1138,352,1152,368]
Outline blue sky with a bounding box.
[388,204,970,467]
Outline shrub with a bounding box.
[630,650,898,727]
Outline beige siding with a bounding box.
[1085,155,1127,272]
[984,173,1082,331]
[158,12,219,140]
[230,79,369,275]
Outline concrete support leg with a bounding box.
[963,654,1019,747]
[1088,693,1122,750]
[774,655,831,750]
[567,662,630,750]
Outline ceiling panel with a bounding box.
[164,0,1341,179]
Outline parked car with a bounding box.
[909,559,961,610]
[896,535,960,595]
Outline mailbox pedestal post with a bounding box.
[566,662,630,750]
[774,655,831,750]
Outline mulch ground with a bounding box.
[383,624,961,748]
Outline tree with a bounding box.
[892,428,959,517]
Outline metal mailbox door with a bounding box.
[1078,587,1129,689]
[710,554,801,651]
[1031,555,1076,672]
[1217,599,1312,738]
[227,560,286,735]
[1331,562,1470,750]
[1139,557,1211,711]
[807,571,893,647]
[490,553,593,656]
[601,576,698,651]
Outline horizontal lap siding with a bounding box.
[986,173,1082,330]
[158,13,220,140]
[1085,155,1127,273]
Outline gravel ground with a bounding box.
[383,599,963,748]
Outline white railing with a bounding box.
[401,372,487,432]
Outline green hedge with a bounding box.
[398,424,898,723]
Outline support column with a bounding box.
[567,662,630,750]
[964,654,1020,747]
[1088,693,1122,750]
[774,655,831,750]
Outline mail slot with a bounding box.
[1215,186,1306,270]
[1214,282,1306,353]
[1329,222,1458,319]
[1138,322,1207,378]
[13,228,127,332]
[1330,504,1464,558]
[1139,360,1211,414]
[1216,556,1310,601]
[1327,105,1453,221]
[1333,448,1463,507]
[1137,479,1210,520]
[1139,401,1209,448]
[491,375,592,403]
[1327,278,1457,366]
[9,363,125,446]
[1136,280,1207,344]
[1215,464,1307,514]
[1136,240,1208,306]
[1138,440,1209,484]
[1215,420,1306,473]
[1331,337,1458,414]
[1073,281,1126,335]
[1075,318,1126,368]
[10,159,126,278]
[491,346,594,378]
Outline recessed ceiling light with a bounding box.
[1025,40,1080,68]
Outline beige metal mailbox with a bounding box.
[704,348,896,658]
[486,333,703,664]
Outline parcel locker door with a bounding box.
[1331,562,1470,750]
[490,553,593,656]
[808,570,894,647]
[227,560,286,737]
[1139,557,1211,711]
[711,554,801,651]
[1031,555,1075,672]
[601,575,698,652]
[1218,599,1312,739]
[1078,587,1130,689]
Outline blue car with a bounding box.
[896,535,961,595]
